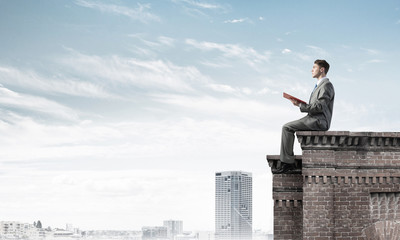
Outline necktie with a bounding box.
[312,84,317,93]
[309,84,317,103]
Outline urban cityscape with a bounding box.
[1,172,272,240]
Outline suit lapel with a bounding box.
[309,78,329,103]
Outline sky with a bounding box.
[1,0,400,233]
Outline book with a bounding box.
[283,92,307,105]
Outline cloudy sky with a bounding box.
[1,0,400,232]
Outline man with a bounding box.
[275,59,335,174]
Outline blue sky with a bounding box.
[1,0,400,232]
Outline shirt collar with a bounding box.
[317,77,328,86]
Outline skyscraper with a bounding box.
[215,171,252,240]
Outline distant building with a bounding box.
[85,230,141,240]
[0,221,51,239]
[163,220,183,239]
[197,231,215,240]
[66,223,74,232]
[0,221,86,239]
[215,171,252,240]
[175,231,198,240]
[52,229,74,237]
[142,226,168,240]
[1,221,31,238]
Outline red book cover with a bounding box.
[283,92,307,105]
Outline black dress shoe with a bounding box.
[274,162,295,174]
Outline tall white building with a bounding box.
[215,171,252,240]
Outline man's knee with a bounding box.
[282,122,295,133]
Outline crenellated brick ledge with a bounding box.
[274,199,302,208]
[296,131,400,150]
[303,175,400,185]
[266,155,302,173]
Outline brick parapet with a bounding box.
[300,131,400,239]
[296,131,400,152]
[268,131,400,239]
[267,155,302,173]
[301,149,400,169]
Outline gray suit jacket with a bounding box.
[299,78,335,130]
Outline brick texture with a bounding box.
[272,173,303,240]
[268,131,400,240]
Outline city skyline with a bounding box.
[1,0,400,232]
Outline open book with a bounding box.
[283,92,307,105]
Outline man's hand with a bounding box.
[290,99,300,106]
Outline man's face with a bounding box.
[311,64,324,78]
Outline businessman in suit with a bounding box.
[275,59,335,174]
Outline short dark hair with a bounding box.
[314,59,330,74]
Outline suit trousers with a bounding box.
[280,116,322,163]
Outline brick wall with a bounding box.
[268,131,400,240]
[273,173,303,239]
[268,155,303,239]
[273,199,303,239]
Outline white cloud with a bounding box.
[281,46,329,62]
[224,18,250,24]
[172,0,225,10]
[0,86,79,121]
[207,83,236,93]
[158,36,175,47]
[199,60,231,68]
[206,84,255,96]
[361,47,380,55]
[0,106,282,165]
[259,16,264,21]
[171,0,229,18]
[185,39,271,69]
[261,73,310,97]
[128,34,175,48]
[366,59,384,63]
[306,45,329,58]
[151,94,293,125]
[0,66,114,99]
[129,45,158,57]
[241,87,252,95]
[75,0,160,23]
[332,100,373,131]
[59,50,210,93]
[256,87,279,95]
[295,52,313,61]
